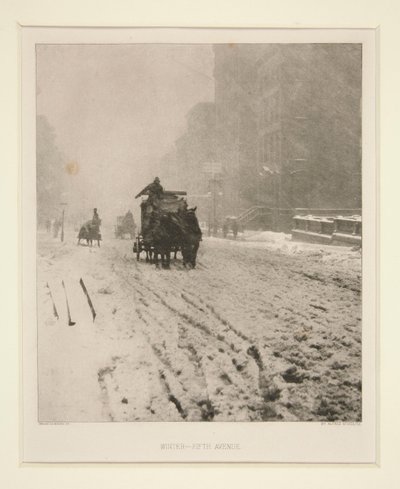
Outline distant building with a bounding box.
[158,102,216,223]
[213,44,362,227]
[213,45,262,217]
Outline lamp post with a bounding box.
[60,202,67,242]
[259,166,280,230]
[207,191,212,236]
[203,162,222,236]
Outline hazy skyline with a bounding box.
[36,44,214,221]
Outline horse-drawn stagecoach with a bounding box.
[133,188,202,269]
[114,211,136,239]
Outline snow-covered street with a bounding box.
[37,229,362,422]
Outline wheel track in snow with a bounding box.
[100,241,361,421]
[108,247,273,420]
[112,252,238,418]
[135,302,213,420]
[125,275,263,420]
[120,247,321,420]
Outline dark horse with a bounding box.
[147,208,201,269]
[147,213,176,269]
[172,208,202,268]
[77,221,101,247]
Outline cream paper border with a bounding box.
[20,26,376,464]
[4,0,400,487]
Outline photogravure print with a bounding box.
[22,27,376,463]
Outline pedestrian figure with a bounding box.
[223,219,229,238]
[232,219,238,239]
[89,208,102,246]
[213,223,219,236]
[92,208,101,226]
[53,218,60,238]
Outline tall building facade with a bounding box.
[158,102,216,223]
[213,44,362,223]
[213,44,262,217]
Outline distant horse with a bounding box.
[77,221,102,247]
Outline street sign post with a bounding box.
[203,163,223,235]
[60,202,67,242]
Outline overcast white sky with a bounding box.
[36,44,214,221]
